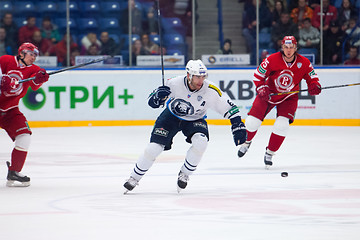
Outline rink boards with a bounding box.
[18,67,360,127]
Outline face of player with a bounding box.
[188,74,206,91]
[282,44,297,62]
[21,51,37,65]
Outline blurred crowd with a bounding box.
[0,0,195,66]
[0,0,359,66]
[241,0,360,65]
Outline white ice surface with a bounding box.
[1,125,360,240]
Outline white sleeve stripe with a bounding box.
[254,71,265,78]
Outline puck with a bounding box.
[281,172,288,177]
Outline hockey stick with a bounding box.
[156,0,165,86]
[270,82,360,96]
[19,56,112,83]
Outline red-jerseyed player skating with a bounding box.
[238,36,322,169]
[0,42,49,187]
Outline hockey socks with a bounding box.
[9,148,28,172]
[267,133,285,153]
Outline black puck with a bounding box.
[281,172,288,177]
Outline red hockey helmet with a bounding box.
[281,36,297,47]
[18,42,39,57]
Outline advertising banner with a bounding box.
[136,55,185,66]
[19,68,360,123]
[202,54,251,65]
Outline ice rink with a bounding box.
[1,125,360,240]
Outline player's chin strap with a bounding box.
[17,55,28,66]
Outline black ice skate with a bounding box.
[6,161,30,187]
[123,177,139,194]
[177,171,189,193]
[238,141,252,158]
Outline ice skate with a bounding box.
[264,149,275,170]
[123,177,139,194]
[238,141,252,158]
[6,162,30,187]
[177,171,189,193]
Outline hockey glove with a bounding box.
[148,86,171,108]
[230,116,247,146]
[256,84,271,101]
[308,81,321,95]
[1,75,19,93]
[34,68,49,85]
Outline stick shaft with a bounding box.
[19,56,111,83]
[270,82,360,96]
[156,0,165,86]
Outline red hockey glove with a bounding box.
[256,84,270,101]
[308,81,321,95]
[34,69,49,84]
[1,75,19,92]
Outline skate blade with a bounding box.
[6,180,30,187]
[265,165,271,170]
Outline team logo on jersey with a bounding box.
[297,62,302,68]
[2,70,24,97]
[275,69,295,92]
[197,96,203,101]
[170,99,194,116]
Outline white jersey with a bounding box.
[164,75,240,121]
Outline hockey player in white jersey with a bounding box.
[123,59,247,193]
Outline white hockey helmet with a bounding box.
[186,59,208,79]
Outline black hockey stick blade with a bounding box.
[270,82,360,96]
[19,56,113,83]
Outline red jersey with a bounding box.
[0,55,42,111]
[253,51,320,104]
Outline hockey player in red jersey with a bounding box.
[238,36,321,169]
[0,42,49,187]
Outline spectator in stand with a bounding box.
[311,0,337,31]
[87,43,100,56]
[40,16,61,44]
[271,0,287,27]
[80,32,101,55]
[47,33,78,66]
[298,18,320,49]
[259,0,273,33]
[337,0,358,32]
[266,0,288,12]
[120,0,143,35]
[31,30,52,56]
[18,16,40,44]
[344,46,360,65]
[217,38,233,54]
[323,20,344,65]
[0,27,16,55]
[142,6,158,35]
[141,33,159,55]
[0,13,18,48]
[131,39,148,65]
[290,0,313,28]
[271,12,299,50]
[99,31,120,56]
[308,0,320,9]
[345,17,360,48]
[242,0,272,64]
[70,47,81,66]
